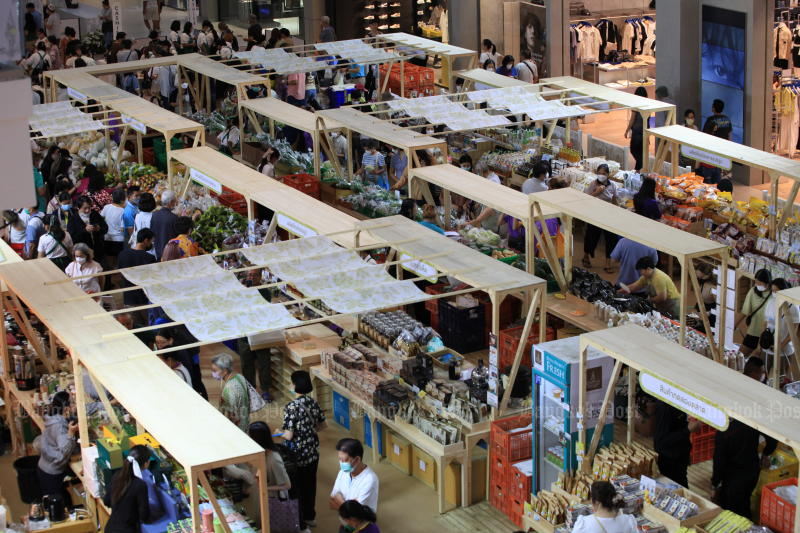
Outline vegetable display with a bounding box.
[191,206,248,252]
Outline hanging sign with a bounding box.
[110,0,124,37]
[680,146,732,170]
[398,253,437,283]
[276,213,317,237]
[189,168,222,194]
[121,115,146,134]
[640,372,729,430]
[67,88,87,102]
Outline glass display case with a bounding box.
[532,337,615,493]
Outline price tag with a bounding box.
[189,168,222,194]
[418,460,426,472]
[393,444,400,456]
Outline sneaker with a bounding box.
[305,519,317,527]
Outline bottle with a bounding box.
[472,359,488,386]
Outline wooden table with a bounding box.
[545,293,606,333]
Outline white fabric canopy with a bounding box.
[29,101,104,137]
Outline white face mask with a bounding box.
[212,370,223,381]
[597,175,608,183]
[756,284,768,293]
[75,256,86,264]
[685,118,695,126]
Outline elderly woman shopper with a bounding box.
[211,353,252,432]
[65,243,103,294]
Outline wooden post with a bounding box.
[578,342,588,472]
[104,111,112,171]
[400,60,405,97]
[346,129,354,180]
[443,189,452,231]
[641,112,650,171]
[437,458,446,513]
[626,367,635,444]
[116,125,130,170]
[136,131,143,164]
[197,471,234,533]
[687,260,721,362]
[7,292,53,373]
[524,220,533,274]
[252,453,270,533]
[166,133,175,190]
[719,249,729,357]
[85,370,123,431]
[564,215,573,286]
[189,468,201,533]
[774,299,784,388]
[176,67,183,115]
[776,180,800,236]
[679,257,687,347]
[586,360,622,463]
[499,289,539,414]
[770,173,780,239]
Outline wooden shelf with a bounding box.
[545,293,606,332]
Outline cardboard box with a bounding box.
[412,445,437,490]
[444,450,488,506]
[643,487,721,529]
[96,437,123,469]
[387,432,411,475]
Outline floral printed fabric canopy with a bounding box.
[119,236,426,342]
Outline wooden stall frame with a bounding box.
[530,188,730,360]
[576,324,800,531]
[772,286,800,387]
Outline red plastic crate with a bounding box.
[490,454,509,487]
[491,414,533,462]
[693,423,716,438]
[214,187,248,216]
[282,173,320,200]
[761,478,797,533]
[690,432,716,464]
[507,498,524,528]
[509,463,533,502]
[489,483,508,514]
[424,283,447,313]
[498,325,556,370]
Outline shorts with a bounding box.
[742,334,760,350]
[144,1,159,20]
[104,240,124,257]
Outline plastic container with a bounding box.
[498,325,556,370]
[690,431,716,464]
[282,173,321,200]
[438,299,486,353]
[760,477,797,533]
[490,414,533,462]
[13,455,42,504]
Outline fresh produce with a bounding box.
[81,30,106,55]
[460,227,501,247]
[117,162,165,190]
[191,206,247,252]
[186,110,227,134]
[246,132,314,174]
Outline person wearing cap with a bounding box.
[44,4,60,36]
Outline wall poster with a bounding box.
[520,2,548,78]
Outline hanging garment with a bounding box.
[570,25,583,64]
[775,23,792,69]
[792,24,800,67]
[581,24,602,62]
[636,19,648,56]
[642,18,656,56]
[622,20,640,54]
[776,86,799,154]
[596,19,620,61]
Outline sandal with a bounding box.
[582,258,592,268]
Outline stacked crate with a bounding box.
[489,414,533,527]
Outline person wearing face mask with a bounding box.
[521,162,549,195]
[711,357,776,519]
[65,243,103,294]
[388,147,408,192]
[154,326,207,399]
[117,228,157,307]
[210,353,251,431]
[282,371,326,532]
[582,164,619,272]
[356,140,389,190]
[37,391,79,506]
[736,268,772,356]
[123,185,141,240]
[330,439,379,528]
[571,481,637,533]
[683,108,699,131]
[66,195,108,262]
[338,500,380,533]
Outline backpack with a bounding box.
[31,52,48,86]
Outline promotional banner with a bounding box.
[520,3,547,77]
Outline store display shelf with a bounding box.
[544,454,563,470]
[545,293,607,332]
[6,381,45,430]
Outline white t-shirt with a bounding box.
[572,513,638,533]
[522,178,548,195]
[259,163,275,178]
[218,126,240,147]
[174,364,192,386]
[101,204,126,242]
[37,232,73,258]
[515,60,538,83]
[331,465,379,512]
[152,64,177,97]
[486,171,501,184]
[765,298,800,355]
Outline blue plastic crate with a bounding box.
[333,391,350,430]
[364,415,383,455]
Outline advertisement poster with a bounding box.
[520,3,548,78]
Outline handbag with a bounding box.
[760,328,775,350]
[236,374,266,413]
[268,497,300,533]
[745,293,770,327]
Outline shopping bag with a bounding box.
[268,497,300,533]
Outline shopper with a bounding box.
[156,351,192,386]
[683,109,699,130]
[67,195,108,263]
[211,353,251,432]
[521,162,549,194]
[699,99,732,183]
[618,256,680,317]
[624,87,648,171]
[571,481,637,533]
[388,147,408,191]
[479,39,500,68]
[142,0,161,32]
[3,210,28,255]
[609,238,658,287]
[736,268,772,356]
[38,215,73,270]
[330,438,379,515]
[282,370,327,531]
[101,189,127,274]
[257,148,280,178]
[122,186,140,239]
[653,401,698,488]
[66,243,103,294]
[632,176,661,220]
[319,15,336,43]
[356,140,389,190]
[154,328,206,398]
[179,22,195,54]
[117,40,140,94]
[87,171,113,212]
[24,205,46,260]
[712,357,777,519]
[419,204,444,235]
[763,278,800,363]
[581,164,619,272]
[515,49,538,83]
[118,228,157,308]
[99,0,112,48]
[128,192,156,252]
[103,444,153,533]
[654,86,675,128]
[150,190,178,260]
[338,501,379,533]
[37,391,78,506]
[496,55,519,78]
[217,118,240,156]
[161,216,200,260]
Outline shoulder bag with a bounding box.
[235,374,266,413]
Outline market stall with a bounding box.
[408,163,561,275]
[175,54,271,112]
[0,259,270,533]
[648,124,800,237]
[455,68,532,91]
[314,106,447,204]
[573,325,800,532]
[237,97,344,176]
[530,187,730,361]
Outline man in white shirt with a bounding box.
[482,167,501,185]
[522,162,549,194]
[330,438,379,517]
[515,50,538,84]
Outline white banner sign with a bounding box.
[110,0,124,37]
[189,168,222,194]
[66,88,87,102]
[399,253,438,283]
[680,145,732,170]
[121,115,146,134]
[640,372,729,430]
[276,213,317,238]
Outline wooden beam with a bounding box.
[687,261,721,362]
[776,180,800,236]
[578,343,588,472]
[626,367,635,444]
[586,360,623,463]
[85,369,123,432]
[499,288,539,414]
[116,124,130,169]
[679,258,688,347]
[189,469,201,533]
[6,292,53,373]
[197,470,234,533]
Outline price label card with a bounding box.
[418,460,426,472]
[393,444,400,456]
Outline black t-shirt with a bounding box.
[149,208,178,260]
[117,248,157,306]
[103,477,149,533]
[702,114,732,140]
[653,400,691,464]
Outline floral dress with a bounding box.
[221,374,250,432]
[282,394,326,466]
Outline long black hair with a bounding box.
[248,421,277,451]
[46,215,66,242]
[633,176,657,218]
[110,444,150,506]
[590,480,624,512]
[339,500,377,524]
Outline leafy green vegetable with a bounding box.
[191,206,248,252]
